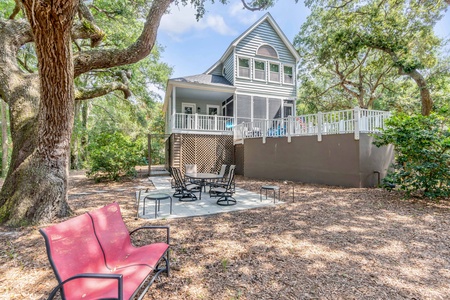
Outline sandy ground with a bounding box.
[0,170,449,300]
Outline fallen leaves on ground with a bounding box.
[0,170,449,300]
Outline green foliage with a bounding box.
[87,131,146,181]
[373,112,450,199]
[0,1,18,19]
[295,0,448,114]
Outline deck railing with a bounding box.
[172,113,234,132]
[233,107,391,144]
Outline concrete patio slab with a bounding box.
[137,176,282,220]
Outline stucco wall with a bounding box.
[242,133,394,187]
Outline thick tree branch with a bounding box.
[73,0,172,77]
[90,5,118,20]
[8,0,22,20]
[75,82,131,101]
[78,1,96,23]
[240,0,271,11]
[72,21,105,47]
[16,57,34,73]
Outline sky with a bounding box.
[157,1,450,79]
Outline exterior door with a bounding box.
[182,103,196,114]
[283,104,294,118]
[207,105,220,115]
[182,103,196,129]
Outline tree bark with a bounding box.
[1,100,8,177]
[406,69,433,116]
[377,48,433,116]
[0,0,78,225]
[0,0,172,224]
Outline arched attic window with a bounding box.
[256,44,278,59]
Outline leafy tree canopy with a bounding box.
[295,0,448,115]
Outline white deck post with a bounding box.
[214,115,218,131]
[195,113,198,130]
[287,117,291,143]
[354,106,360,140]
[172,87,176,130]
[262,120,267,144]
[317,112,323,142]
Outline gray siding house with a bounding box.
[163,13,300,173]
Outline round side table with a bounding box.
[143,193,173,219]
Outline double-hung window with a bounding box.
[283,65,294,84]
[254,60,266,81]
[238,57,250,78]
[269,63,280,83]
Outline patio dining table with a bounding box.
[185,172,224,193]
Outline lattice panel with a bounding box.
[178,134,234,175]
[182,135,197,174]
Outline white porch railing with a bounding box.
[233,107,391,144]
[172,113,234,132]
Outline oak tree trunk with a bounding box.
[0,0,172,225]
[1,100,8,177]
[0,0,77,225]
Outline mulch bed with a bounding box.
[0,170,449,299]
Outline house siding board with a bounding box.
[177,97,226,115]
[234,20,296,98]
[234,84,295,98]
[236,20,296,63]
[224,53,234,84]
[209,64,223,76]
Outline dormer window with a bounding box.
[257,44,278,59]
[238,57,250,78]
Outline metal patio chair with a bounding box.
[207,164,228,191]
[210,167,236,206]
[172,167,201,201]
[185,164,202,185]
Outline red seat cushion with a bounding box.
[41,213,106,280]
[60,265,152,300]
[41,203,168,300]
[88,203,169,270]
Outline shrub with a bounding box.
[87,132,145,181]
[373,113,450,199]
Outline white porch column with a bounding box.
[172,86,176,129]
[317,112,323,142]
[287,116,292,143]
[354,106,360,140]
[262,120,267,144]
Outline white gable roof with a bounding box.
[205,12,300,74]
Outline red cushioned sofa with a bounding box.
[40,202,170,300]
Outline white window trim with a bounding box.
[237,55,251,79]
[283,64,295,85]
[256,43,279,59]
[207,104,220,115]
[253,59,267,82]
[268,62,281,83]
[182,102,196,114]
